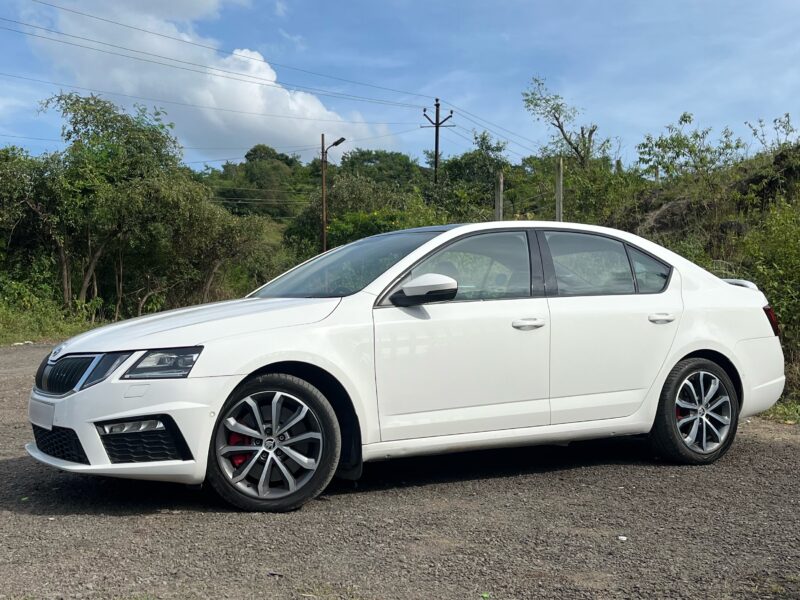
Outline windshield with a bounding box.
[253,231,441,298]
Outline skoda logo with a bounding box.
[50,345,65,360]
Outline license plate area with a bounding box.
[29,398,55,430]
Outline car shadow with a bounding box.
[326,435,655,495]
[0,436,655,516]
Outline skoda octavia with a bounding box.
[26,222,785,511]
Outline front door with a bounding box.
[373,230,551,441]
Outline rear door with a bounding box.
[538,229,683,424]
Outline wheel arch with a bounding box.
[679,349,744,410]
[237,360,363,478]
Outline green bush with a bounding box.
[744,200,800,357]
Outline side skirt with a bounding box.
[361,414,652,463]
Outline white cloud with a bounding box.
[19,0,382,163]
[278,28,306,52]
[274,0,288,17]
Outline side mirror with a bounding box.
[390,273,458,307]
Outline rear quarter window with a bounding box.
[628,246,671,293]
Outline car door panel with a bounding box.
[539,230,684,424]
[547,273,683,423]
[373,229,551,441]
[374,298,550,440]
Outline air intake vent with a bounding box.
[35,355,95,395]
[32,424,90,464]
[97,415,193,464]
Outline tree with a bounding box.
[284,172,431,256]
[37,93,184,306]
[636,112,745,181]
[522,76,608,167]
[244,143,301,168]
[340,149,422,186]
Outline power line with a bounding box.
[0,130,320,155]
[442,99,540,147]
[454,125,527,158]
[0,24,423,109]
[211,198,311,203]
[0,16,413,109]
[449,127,475,145]
[186,156,250,164]
[0,18,422,109]
[210,185,314,192]
[0,73,418,126]
[455,115,537,154]
[32,0,433,101]
[4,21,542,159]
[20,2,545,160]
[0,133,62,142]
[186,144,314,151]
[439,130,472,152]
[185,127,423,165]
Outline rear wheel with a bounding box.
[207,373,341,512]
[650,358,739,464]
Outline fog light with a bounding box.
[96,419,165,436]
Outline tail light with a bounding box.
[763,305,780,337]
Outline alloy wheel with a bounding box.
[674,370,732,454]
[215,390,324,499]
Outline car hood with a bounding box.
[56,297,341,354]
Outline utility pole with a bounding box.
[321,134,326,252]
[555,156,564,222]
[494,170,504,220]
[421,98,454,183]
[320,133,346,252]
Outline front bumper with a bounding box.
[26,373,241,484]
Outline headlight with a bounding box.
[123,347,203,380]
[81,352,133,389]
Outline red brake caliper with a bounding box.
[228,432,252,467]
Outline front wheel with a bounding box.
[207,373,341,512]
[650,358,739,464]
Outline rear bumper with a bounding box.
[736,336,786,418]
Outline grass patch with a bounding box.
[765,401,800,424]
[0,302,95,345]
[763,359,799,424]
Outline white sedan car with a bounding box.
[27,222,785,511]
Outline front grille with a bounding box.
[35,355,95,395]
[99,417,193,464]
[32,424,90,464]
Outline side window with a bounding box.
[544,231,635,296]
[628,246,670,293]
[410,232,531,300]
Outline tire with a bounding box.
[207,373,341,512]
[650,358,739,465]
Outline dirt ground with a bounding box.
[0,343,798,599]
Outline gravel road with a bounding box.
[0,344,798,599]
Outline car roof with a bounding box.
[388,224,464,234]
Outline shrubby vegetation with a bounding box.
[1,86,798,415]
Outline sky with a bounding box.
[0,0,799,167]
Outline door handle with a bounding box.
[512,318,546,331]
[648,313,676,324]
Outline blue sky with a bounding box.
[1,0,799,166]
